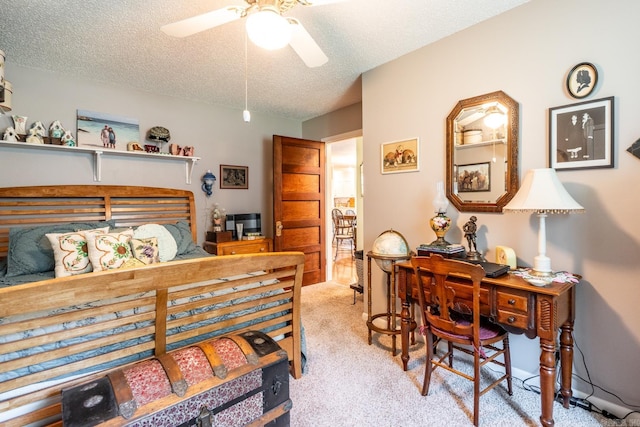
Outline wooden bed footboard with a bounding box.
[0,252,305,427]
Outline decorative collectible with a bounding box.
[25,128,44,144]
[60,130,76,147]
[147,126,171,143]
[49,120,65,138]
[12,115,27,134]
[463,216,483,261]
[30,121,46,138]
[2,126,18,142]
[566,62,597,99]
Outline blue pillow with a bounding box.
[6,221,115,277]
[163,221,199,256]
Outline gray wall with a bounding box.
[0,65,301,242]
[358,0,639,413]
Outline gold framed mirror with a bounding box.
[446,91,519,213]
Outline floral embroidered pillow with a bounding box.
[133,224,177,262]
[130,237,160,265]
[45,227,110,278]
[86,229,134,272]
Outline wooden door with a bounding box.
[273,135,325,285]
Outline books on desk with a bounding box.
[417,243,465,256]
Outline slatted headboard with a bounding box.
[0,185,197,260]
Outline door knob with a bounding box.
[276,221,283,237]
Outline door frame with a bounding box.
[323,130,363,279]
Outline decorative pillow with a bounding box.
[130,237,160,265]
[119,258,146,269]
[133,224,177,262]
[163,221,198,256]
[86,229,134,272]
[46,227,110,278]
[5,221,115,277]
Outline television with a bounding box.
[225,213,261,239]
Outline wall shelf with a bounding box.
[455,139,506,150]
[0,140,200,183]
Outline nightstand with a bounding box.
[203,238,273,256]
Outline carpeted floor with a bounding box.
[289,281,607,426]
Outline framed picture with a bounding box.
[549,96,614,170]
[380,138,419,174]
[220,165,248,189]
[566,62,598,99]
[76,109,140,150]
[456,162,491,192]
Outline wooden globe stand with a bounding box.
[366,251,415,356]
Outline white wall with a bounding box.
[361,0,639,412]
[0,64,301,242]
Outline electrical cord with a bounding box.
[517,332,640,421]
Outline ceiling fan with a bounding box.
[161,0,344,68]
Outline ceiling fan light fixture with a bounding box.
[246,8,292,50]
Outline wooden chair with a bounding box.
[331,208,355,260]
[411,254,513,426]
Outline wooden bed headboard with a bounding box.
[0,185,197,260]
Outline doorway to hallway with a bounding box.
[326,135,362,287]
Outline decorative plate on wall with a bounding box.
[566,62,598,99]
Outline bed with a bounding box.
[0,185,305,427]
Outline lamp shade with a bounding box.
[503,168,584,214]
[246,8,292,50]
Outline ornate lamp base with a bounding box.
[429,213,451,247]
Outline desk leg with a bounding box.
[539,338,557,427]
[559,321,575,408]
[400,294,411,371]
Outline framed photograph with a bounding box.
[76,109,140,150]
[566,62,598,99]
[220,165,248,189]
[549,96,614,171]
[456,162,491,192]
[380,138,419,174]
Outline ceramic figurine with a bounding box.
[127,142,144,151]
[61,130,76,147]
[25,128,44,144]
[30,121,46,138]
[169,143,183,156]
[2,126,18,142]
[49,120,65,138]
[182,146,194,156]
[12,115,27,135]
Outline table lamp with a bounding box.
[502,168,584,281]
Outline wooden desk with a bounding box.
[397,262,576,427]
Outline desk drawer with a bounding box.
[219,241,270,255]
[496,289,529,329]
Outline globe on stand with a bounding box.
[370,230,411,272]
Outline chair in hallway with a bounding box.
[331,208,355,260]
[411,254,513,426]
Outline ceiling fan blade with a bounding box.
[161,6,244,38]
[287,18,328,68]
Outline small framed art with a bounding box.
[380,138,419,174]
[220,165,248,189]
[456,162,491,192]
[566,62,598,99]
[549,96,614,171]
[76,109,140,150]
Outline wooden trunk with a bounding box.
[62,331,291,427]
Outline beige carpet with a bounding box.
[289,281,606,426]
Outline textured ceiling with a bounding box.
[0,0,528,121]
